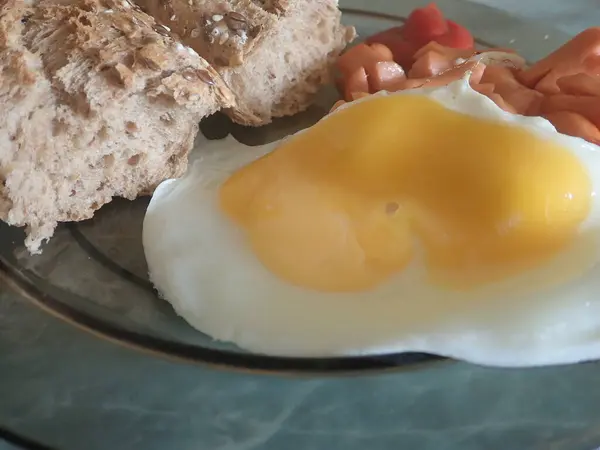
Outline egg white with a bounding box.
[143,79,600,367]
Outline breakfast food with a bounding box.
[142,9,600,367]
[336,27,600,144]
[335,44,526,110]
[143,76,600,367]
[365,3,473,70]
[133,0,356,125]
[0,0,235,253]
[5,0,600,370]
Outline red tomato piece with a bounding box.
[403,3,448,44]
[364,3,474,71]
[435,20,474,49]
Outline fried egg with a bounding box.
[143,78,600,367]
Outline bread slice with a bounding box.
[0,0,235,254]
[134,0,356,125]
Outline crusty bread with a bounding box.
[134,0,356,125]
[0,0,235,254]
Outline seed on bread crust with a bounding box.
[182,69,196,81]
[153,23,171,37]
[181,67,215,86]
[200,12,250,66]
[225,11,247,31]
[197,68,215,85]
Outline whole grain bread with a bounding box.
[134,0,356,125]
[0,0,235,253]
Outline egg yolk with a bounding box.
[219,95,593,292]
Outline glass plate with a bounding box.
[0,0,571,374]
